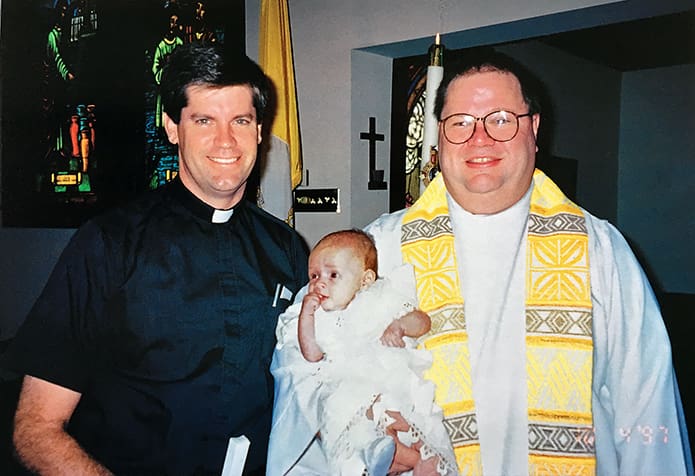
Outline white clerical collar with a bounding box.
[211,208,234,223]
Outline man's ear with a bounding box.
[361,269,377,289]
[532,113,541,141]
[162,112,179,145]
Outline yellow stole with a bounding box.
[401,170,595,475]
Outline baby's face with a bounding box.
[307,244,368,311]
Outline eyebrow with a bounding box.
[187,112,257,121]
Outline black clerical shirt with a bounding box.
[4,179,308,475]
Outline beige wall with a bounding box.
[246,0,626,246]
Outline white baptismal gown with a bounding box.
[312,266,457,476]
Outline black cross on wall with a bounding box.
[360,116,387,190]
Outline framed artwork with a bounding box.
[1,0,244,228]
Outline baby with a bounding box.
[274,229,456,476]
[298,228,430,360]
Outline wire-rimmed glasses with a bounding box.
[441,110,533,144]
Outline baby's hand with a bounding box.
[298,291,326,362]
[413,455,440,476]
[380,319,406,347]
[300,291,323,317]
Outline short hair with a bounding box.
[160,43,270,124]
[313,229,378,276]
[434,48,543,120]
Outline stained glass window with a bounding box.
[1,0,244,227]
[389,56,428,211]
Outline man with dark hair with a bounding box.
[4,43,308,475]
[364,49,692,475]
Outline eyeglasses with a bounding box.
[441,110,533,144]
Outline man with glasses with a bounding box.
[365,49,692,475]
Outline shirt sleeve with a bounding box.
[587,213,692,475]
[2,221,112,393]
[364,209,407,276]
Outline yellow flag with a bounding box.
[259,0,302,223]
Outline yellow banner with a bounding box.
[259,0,302,191]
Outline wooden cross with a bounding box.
[360,116,387,190]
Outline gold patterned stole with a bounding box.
[401,170,596,475]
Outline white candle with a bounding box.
[421,33,444,193]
